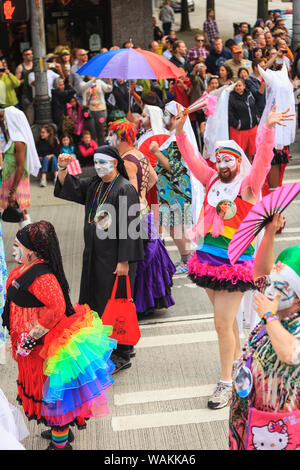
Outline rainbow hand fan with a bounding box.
[183,93,217,116]
[228,182,300,265]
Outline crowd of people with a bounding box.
[0,3,299,452]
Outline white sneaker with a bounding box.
[174,261,189,275]
[40,177,47,187]
[207,381,232,409]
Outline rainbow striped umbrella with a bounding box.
[77,47,183,80]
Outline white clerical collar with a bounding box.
[207,173,243,207]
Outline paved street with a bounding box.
[1,130,300,451]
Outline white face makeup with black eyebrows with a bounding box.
[105,131,120,148]
[216,153,239,182]
[163,110,172,130]
[94,155,116,178]
[139,109,151,129]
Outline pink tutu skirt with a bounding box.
[187,252,255,292]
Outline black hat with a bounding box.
[94,145,128,180]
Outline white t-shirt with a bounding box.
[28,69,60,98]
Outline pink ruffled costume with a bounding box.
[176,125,275,291]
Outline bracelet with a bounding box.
[57,165,67,171]
[261,310,278,325]
[18,332,37,351]
[266,314,279,325]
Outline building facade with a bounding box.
[0,0,153,68]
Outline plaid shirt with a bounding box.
[187,46,209,62]
[203,19,219,42]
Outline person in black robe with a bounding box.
[54,145,144,373]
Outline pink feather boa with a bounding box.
[187,252,254,284]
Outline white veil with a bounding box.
[4,106,41,177]
[257,64,296,149]
[144,105,167,135]
[204,83,236,162]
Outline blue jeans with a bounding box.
[41,155,58,173]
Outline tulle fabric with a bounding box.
[40,304,117,427]
[134,210,176,315]
[187,252,254,285]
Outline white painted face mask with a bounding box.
[216,154,237,172]
[263,270,295,311]
[105,133,120,148]
[94,161,114,178]
[13,243,23,263]
[140,112,151,128]
[163,111,172,128]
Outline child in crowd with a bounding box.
[59,133,77,159]
[77,130,97,166]
[63,96,85,144]
[36,125,60,187]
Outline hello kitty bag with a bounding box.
[245,406,300,450]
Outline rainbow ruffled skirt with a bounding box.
[39,304,117,428]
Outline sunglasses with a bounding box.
[196,39,204,42]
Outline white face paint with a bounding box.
[216,153,238,181]
[163,111,172,129]
[216,154,237,171]
[263,270,295,311]
[13,242,23,263]
[140,110,151,128]
[105,132,120,148]
[94,158,115,178]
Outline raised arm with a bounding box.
[253,212,284,280]
[175,112,215,187]
[242,106,295,200]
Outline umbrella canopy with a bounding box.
[228,182,300,265]
[77,48,183,80]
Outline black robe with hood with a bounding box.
[54,147,144,316]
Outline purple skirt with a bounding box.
[134,210,176,315]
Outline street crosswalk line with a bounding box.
[285,165,300,170]
[114,384,218,406]
[135,331,245,348]
[274,236,300,242]
[166,245,180,252]
[111,407,229,432]
[283,178,300,184]
[140,318,214,330]
[139,315,214,330]
[139,313,214,326]
[279,227,300,232]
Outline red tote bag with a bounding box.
[101,275,141,346]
